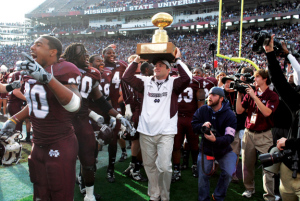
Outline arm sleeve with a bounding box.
[287,54,300,85]
[122,62,144,93]
[173,60,192,94]
[266,51,300,112]
[214,113,237,147]
[241,94,249,109]
[266,93,279,112]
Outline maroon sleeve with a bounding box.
[172,62,191,95]
[266,92,279,113]
[122,62,144,93]
[241,94,250,109]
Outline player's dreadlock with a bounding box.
[61,43,86,64]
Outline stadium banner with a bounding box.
[84,0,216,15]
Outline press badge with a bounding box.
[250,113,257,124]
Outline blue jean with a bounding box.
[197,151,237,201]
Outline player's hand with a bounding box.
[16,53,52,84]
[129,127,136,136]
[10,80,21,89]
[0,119,16,137]
[96,115,104,127]
[109,116,116,129]
[119,117,132,132]
[125,104,133,121]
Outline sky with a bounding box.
[0,0,46,23]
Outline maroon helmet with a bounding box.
[97,125,113,145]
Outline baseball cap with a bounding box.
[221,75,235,84]
[209,87,225,97]
[161,60,171,69]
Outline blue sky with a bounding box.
[0,0,45,22]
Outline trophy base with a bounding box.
[136,42,176,64]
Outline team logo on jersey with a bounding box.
[49,149,60,157]
[262,100,266,103]
[154,99,160,103]
[148,92,167,98]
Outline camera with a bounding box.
[201,125,216,136]
[259,148,293,168]
[252,31,284,56]
[229,73,255,94]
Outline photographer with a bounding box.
[264,34,300,201]
[236,68,279,200]
[222,68,253,183]
[192,87,237,201]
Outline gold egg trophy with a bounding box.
[136,12,176,63]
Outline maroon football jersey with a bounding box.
[23,60,81,145]
[203,77,217,98]
[7,71,23,103]
[99,67,112,99]
[77,67,101,116]
[178,76,203,116]
[104,60,127,112]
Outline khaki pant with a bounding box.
[280,163,300,201]
[139,133,175,201]
[242,129,275,201]
[231,129,244,156]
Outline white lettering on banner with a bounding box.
[84,0,212,14]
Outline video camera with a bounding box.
[229,73,255,94]
[252,31,284,56]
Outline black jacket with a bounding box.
[266,51,300,172]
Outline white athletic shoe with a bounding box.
[242,190,255,198]
[84,195,96,201]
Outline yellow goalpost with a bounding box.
[216,0,260,70]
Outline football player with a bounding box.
[7,70,32,142]
[102,46,129,182]
[2,35,82,201]
[62,44,131,201]
[172,72,205,182]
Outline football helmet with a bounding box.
[96,125,113,145]
[0,131,22,165]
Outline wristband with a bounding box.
[12,115,20,123]
[6,85,13,92]
[89,110,101,122]
[8,118,17,125]
[116,114,123,120]
[62,93,81,112]
[175,58,181,62]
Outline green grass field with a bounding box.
[17,155,265,201]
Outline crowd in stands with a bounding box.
[1,22,299,76]
[223,1,300,19]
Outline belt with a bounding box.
[247,128,270,133]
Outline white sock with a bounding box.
[85,186,94,198]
